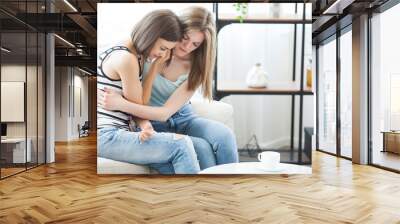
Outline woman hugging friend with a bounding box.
[98,7,239,174]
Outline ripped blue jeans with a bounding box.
[151,103,239,171]
[98,127,200,174]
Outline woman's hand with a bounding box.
[137,120,155,143]
[137,119,154,132]
[97,87,125,111]
[139,128,155,143]
[152,49,172,72]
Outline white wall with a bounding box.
[1,63,46,164]
[54,67,89,141]
[72,73,89,138]
[1,65,41,138]
[55,67,68,141]
[97,3,213,52]
[218,23,313,148]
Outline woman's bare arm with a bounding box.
[121,80,194,121]
[99,80,195,122]
[141,50,171,105]
[112,51,144,104]
[111,51,154,131]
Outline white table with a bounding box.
[199,162,312,174]
[1,138,31,163]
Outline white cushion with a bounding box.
[191,99,234,131]
[98,100,235,174]
[97,157,150,174]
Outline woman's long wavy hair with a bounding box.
[179,6,216,100]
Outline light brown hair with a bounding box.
[179,6,216,100]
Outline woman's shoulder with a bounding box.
[108,40,138,57]
[105,47,140,75]
[114,51,140,71]
[113,48,137,61]
[108,42,137,60]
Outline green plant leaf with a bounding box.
[233,2,248,23]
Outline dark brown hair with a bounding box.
[131,9,183,61]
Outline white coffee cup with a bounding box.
[258,151,280,169]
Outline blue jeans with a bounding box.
[151,103,239,170]
[98,127,200,174]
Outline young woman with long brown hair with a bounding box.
[99,7,238,172]
[97,9,200,174]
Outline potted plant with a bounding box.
[233,2,248,23]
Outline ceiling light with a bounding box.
[76,48,86,55]
[54,34,75,48]
[1,47,11,53]
[78,67,93,76]
[63,0,78,12]
[323,0,355,15]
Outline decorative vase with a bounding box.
[270,3,281,18]
[246,63,268,88]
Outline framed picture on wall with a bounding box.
[1,81,25,122]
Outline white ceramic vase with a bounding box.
[246,63,268,88]
[270,3,281,18]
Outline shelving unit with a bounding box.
[217,14,312,26]
[217,81,313,97]
[213,3,313,165]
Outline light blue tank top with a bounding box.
[142,62,188,106]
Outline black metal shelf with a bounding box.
[213,3,310,165]
[219,18,311,23]
[217,17,312,33]
[215,80,313,99]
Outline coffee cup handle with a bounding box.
[258,153,262,161]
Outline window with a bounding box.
[318,37,337,155]
[0,1,46,179]
[371,2,400,171]
[390,74,400,131]
[340,29,352,158]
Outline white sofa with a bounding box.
[97,99,234,174]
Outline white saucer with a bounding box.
[257,163,286,172]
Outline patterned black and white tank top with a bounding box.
[97,46,142,130]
